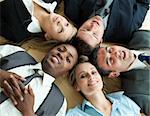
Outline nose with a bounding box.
[88,73,94,80]
[57,52,63,60]
[58,51,68,60]
[110,51,121,59]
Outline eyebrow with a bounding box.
[105,47,109,66]
[90,67,95,70]
[64,46,73,58]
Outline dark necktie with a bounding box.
[138,53,150,64]
[0,71,42,104]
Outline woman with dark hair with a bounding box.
[0,0,77,42]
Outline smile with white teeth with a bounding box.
[51,55,60,64]
[88,81,98,86]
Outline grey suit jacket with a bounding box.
[122,30,150,115]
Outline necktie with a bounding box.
[138,53,150,64]
[0,70,42,104]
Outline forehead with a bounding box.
[58,25,76,42]
[77,30,98,47]
[97,47,106,66]
[78,31,93,41]
[76,62,94,72]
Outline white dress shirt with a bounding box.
[128,50,149,70]
[0,45,67,116]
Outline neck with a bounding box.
[86,90,112,114]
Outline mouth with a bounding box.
[92,20,100,26]
[121,51,127,60]
[50,55,61,64]
[88,81,98,87]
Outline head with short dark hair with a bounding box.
[76,16,104,48]
[42,43,78,77]
[70,37,94,56]
[89,46,111,77]
[90,45,135,78]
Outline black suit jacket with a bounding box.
[64,0,149,44]
[0,0,52,42]
[121,30,150,115]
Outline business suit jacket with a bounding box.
[64,0,149,44]
[0,0,52,42]
[121,30,150,115]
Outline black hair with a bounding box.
[89,46,111,76]
[69,36,94,56]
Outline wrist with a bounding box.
[23,110,35,116]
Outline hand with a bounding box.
[0,69,26,104]
[14,85,35,116]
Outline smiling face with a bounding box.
[75,62,103,96]
[43,13,77,42]
[42,44,78,77]
[97,45,135,72]
[77,16,104,48]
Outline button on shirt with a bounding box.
[66,91,140,116]
[0,45,67,116]
[22,0,57,33]
[128,50,150,70]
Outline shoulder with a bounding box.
[0,44,25,51]
[0,44,25,57]
[108,91,141,113]
[129,30,150,49]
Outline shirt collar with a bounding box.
[29,63,55,86]
[107,91,124,111]
[81,99,103,115]
[128,50,147,70]
[26,0,57,33]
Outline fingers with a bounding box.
[28,85,34,96]
[12,73,26,81]
[3,79,24,102]
[10,94,18,105]
[3,81,18,105]
[18,81,25,92]
[3,80,14,95]
[10,75,21,91]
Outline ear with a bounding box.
[108,71,120,78]
[74,83,80,92]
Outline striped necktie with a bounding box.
[138,53,150,64]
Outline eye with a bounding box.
[57,46,67,52]
[65,23,69,27]
[91,70,97,75]
[107,47,113,53]
[66,57,71,63]
[93,33,98,39]
[80,73,87,79]
[57,21,60,25]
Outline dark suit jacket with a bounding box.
[64,0,149,44]
[0,0,52,42]
[121,30,150,115]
